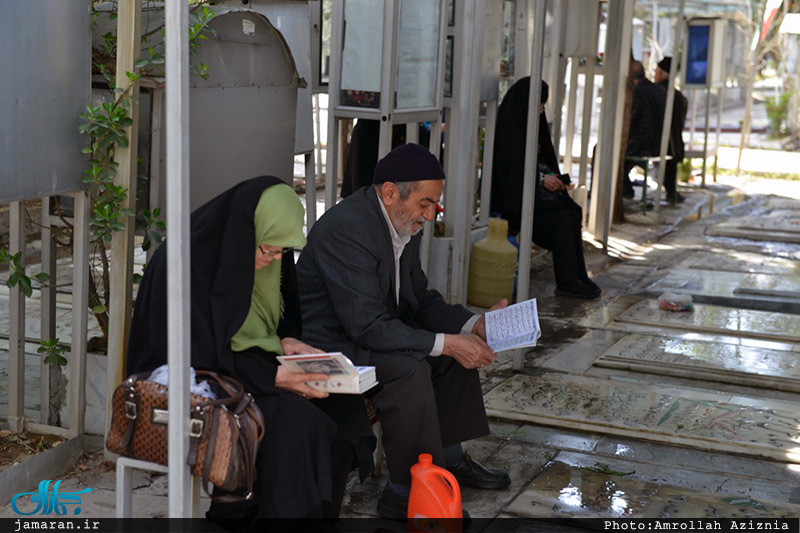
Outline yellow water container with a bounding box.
[467,218,518,308]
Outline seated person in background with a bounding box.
[490,77,601,299]
[297,144,511,520]
[127,177,366,522]
[341,119,432,198]
[623,60,667,199]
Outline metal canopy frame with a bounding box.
[165,0,192,517]
[324,0,448,213]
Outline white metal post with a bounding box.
[479,100,498,225]
[578,1,599,188]
[512,0,545,371]
[311,93,324,226]
[547,0,568,152]
[715,87,723,181]
[165,0,192,517]
[689,88,698,148]
[701,87,711,187]
[655,0,685,211]
[324,1,345,209]
[8,201,25,433]
[304,152,317,229]
[378,0,400,159]
[514,0,534,81]
[588,0,633,250]
[563,58,579,173]
[446,0,486,304]
[69,190,90,438]
[420,115,443,275]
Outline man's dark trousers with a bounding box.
[369,352,489,485]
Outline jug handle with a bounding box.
[440,470,461,505]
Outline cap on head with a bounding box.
[372,143,446,185]
[658,56,672,73]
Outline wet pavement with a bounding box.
[2,176,800,522]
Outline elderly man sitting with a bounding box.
[297,144,510,519]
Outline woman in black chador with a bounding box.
[126,177,371,522]
[490,78,600,299]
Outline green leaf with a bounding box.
[121,208,135,216]
[33,272,50,282]
[92,305,107,314]
[134,59,150,68]
[37,346,47,353]
[19,275,32,297]
[57,355,68,366]
[8,271,20,287]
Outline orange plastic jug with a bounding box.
[407,453,462,520]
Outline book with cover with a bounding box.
[276,352,378,394]
[484,298,541,352]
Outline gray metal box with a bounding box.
[0,1,91,202]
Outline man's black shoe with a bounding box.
[376,485,472,523]
[580,277,602,296]
[555,280,601,299]
[667,191,685,203]
[447,453,511,490]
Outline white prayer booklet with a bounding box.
[484,298,541,352]
[276,352,378,394]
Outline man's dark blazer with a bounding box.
[296,186,474,366]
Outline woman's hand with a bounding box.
[275,366,329,399]
[542,173,566,192]
[277,337,329,399]
[280,337,325,355]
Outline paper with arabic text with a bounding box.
[485,298,541,352]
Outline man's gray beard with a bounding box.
[396,215,427,239]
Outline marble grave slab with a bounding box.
[484,373,800,463]
[706,210,800,243]
[674,250,800,277]
[506,459,800,518]
[614,299,800,343]
[635,268,800,311]
[594,334,800,392]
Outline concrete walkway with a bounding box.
[2,176,800,523]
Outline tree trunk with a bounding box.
[737,52,756,175]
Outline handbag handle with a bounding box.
[195,370,244,402]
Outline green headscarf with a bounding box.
[231,184,306,355]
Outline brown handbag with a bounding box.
[106,370,265,501]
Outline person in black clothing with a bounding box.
[126,177,373,522]
[623,60,667,199]
[341,119,432,198]
[655,56,689,203]
[490,78,600,299]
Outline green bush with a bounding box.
[764,92,792,136]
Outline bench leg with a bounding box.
[116,460,134,518]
